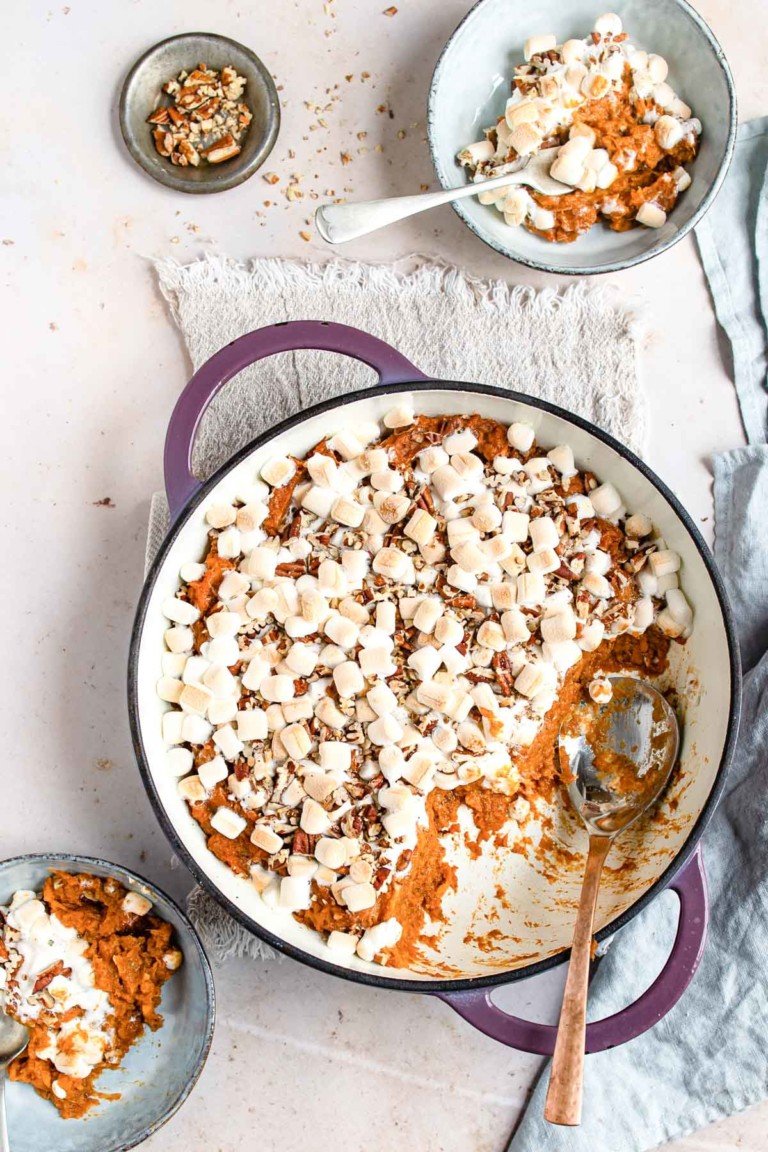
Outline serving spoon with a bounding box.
[544,675,680,1127]
[0,1012,28,1152]
[314,148,570,244]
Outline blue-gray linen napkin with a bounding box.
[511,117,768,1151]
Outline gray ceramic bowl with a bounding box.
[1,854,215,1152]
[428,0,736,274]
[119,32,280,194]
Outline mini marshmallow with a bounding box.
[162,597,200,626]
[236,707,269,743]
[178,775,206,803]
[625,513,653,538]
[236,502,268,534]
[665,587,693,629]
[123,891,153,916]
[589,482,622,518]
[383,400,415,429]
[164,626,194,653]
[213,724,244,762]
[205,503,236,529]
[524,33,556,60]
[636,202,667,229]
[331,496,365,528]
[407,645,443,681]
[529,516,560,553]
[198,755,229,790]
[491,582,517,611]
[649,549,681,577]
[404,509,437,546]
[306,453,338,487]
[370,468,404,494]
[182,714,213,744]
[324,613,360,648]
[647,53,669,83]
[673,167,692,192]
[302,485,336,518]
[413,597,444,635]
[260,675,296,703]
[582,572,614,600]
[418,446,449,473]
[261,456,296,488]
[516,571,546,606]
[359,647,396,679]
[578,619,606,652]
[157,677,183,704]
[501,607,529,645]
[162,711,185,744]
[180,561,206,584]
[541,607,577,643]
[593,11,622,36]
[368,713,404,746]
[477,620,506,651]
[434,615,464,646]
[514,661,556,700]
[314,697,349,730]
[300,797,332,835]
[282,723,312,760]
[342,882,377,913]
[210,807,247,840]
[509,122,543,157]
[655,115,685,151]
[367,681,398,716]
[167,747,194,778]
[333,660,365,699]
[374,495,412,529]
[373,547,410,582]
[279,876,312,912]
[179,682,212,716]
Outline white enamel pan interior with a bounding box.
[131,383,738,989]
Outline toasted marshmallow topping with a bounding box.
[159,410,691,965]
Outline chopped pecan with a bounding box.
[33,961,70,994]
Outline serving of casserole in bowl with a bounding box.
[427,0,736,274]
[129,321,739,1052]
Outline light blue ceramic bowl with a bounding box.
[0,854,215,1152]
[427,0,736,274]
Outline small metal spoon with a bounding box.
[315,148,570,244]
[0,1011,28,1152]
[544,675,680,1128]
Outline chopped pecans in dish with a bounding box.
[148,63,253,167]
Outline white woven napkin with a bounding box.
[147,252,645,961]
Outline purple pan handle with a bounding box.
[164,320,428,522]
[438,847,708,1054]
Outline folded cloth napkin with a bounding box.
[510,118,768,1152]
[147,253,645,959]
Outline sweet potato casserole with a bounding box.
[457,13,701,241]
[0,873,182,1118]
[156,402,692,967]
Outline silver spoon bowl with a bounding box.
[559,675,680,835]
[0,1012,29,1152]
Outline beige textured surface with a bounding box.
[1,1,763,1149]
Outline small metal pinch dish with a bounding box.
[119,32,280,194]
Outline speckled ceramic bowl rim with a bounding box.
[427,0,738,275]
[0,852,216,1152]
[118,32,280,195]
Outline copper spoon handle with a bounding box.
[544,833,613,1126]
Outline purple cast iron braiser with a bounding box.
[147,319,722,1056]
